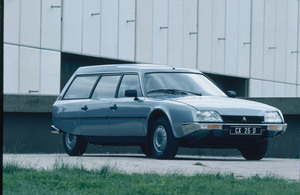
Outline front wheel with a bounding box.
[150,117,179,159]
[140,144,153,157]
[239,140,268,160]
[63,132,88,156]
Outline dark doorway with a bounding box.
[204,73,249,97]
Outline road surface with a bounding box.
[3,153,299,180]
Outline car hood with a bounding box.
[172,96,278,116]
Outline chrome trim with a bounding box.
[51,125,61,134]
[182,122,287,136]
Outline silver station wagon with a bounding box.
[52,64,287,160]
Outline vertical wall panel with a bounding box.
[118,0,135,61]
[225,0,251,78]
[285,84,297,97]
[82,0,101,56]
[250,0,264,79]
[237,0,251,77]
[62,0,83,53]
[4,0,20,44]
[298,1,300,85]
[182,0,197,69]
[19,47,40,94]
[297,86,300,97]
[40,50,61,95]
[152,0,168,64]
[101,0,118,58]
[286,0,299,84]
[20,0,41,47]
[168,0,183,67]
[263,0,276,81]
[198,0,213,72]
[274,82,285,97]
[262,81,274,97]
[225,0,239,76]
[274,0,287,82]
[4,44,19,93]
[249,79,262,97]
[211,0,226,74]
[41,0,61,50]
[136,0,153,63]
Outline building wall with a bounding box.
[4,0,61,95]
[4,0,300,97]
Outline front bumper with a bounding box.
[182,122,287,137]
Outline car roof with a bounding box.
[75,64,202,75]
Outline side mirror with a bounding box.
[125,90,139,100]
[226,90,236,98]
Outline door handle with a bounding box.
[110,104,117,110]
[81,105,88,111]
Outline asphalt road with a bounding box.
[3,154,299,180]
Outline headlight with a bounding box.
[197,111,223,122]
[264,111,282,123]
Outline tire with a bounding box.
[150,117,179,159]
[239,139,268,160]
[140,144,153,157]
[63,132,88,156]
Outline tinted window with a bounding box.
[118,75,142,98]
[64,76,98,99]
[92,75,120,99]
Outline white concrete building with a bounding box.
[3,0,300,97]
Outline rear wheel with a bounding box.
[63,132,87,156]
[150,117,179,159]
[239,140,268,160]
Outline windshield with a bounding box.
[144,73,226,97]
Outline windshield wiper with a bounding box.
[180,90,202,96]
[147,89,202,96]
[147,89,184,95]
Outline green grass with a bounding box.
[3,163,299,195]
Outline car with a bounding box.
[51,64,287,160]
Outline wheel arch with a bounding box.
[147,109,174,137]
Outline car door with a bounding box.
[78,75,121,136]
[110,74,146,136]
[53,75,99,134]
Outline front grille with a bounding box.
[222,115,264,124]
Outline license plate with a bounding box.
[230,127,262,135]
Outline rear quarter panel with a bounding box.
[52,100,81,134]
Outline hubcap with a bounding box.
[153,125,167,153]
[65,133,77,150]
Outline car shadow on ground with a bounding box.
[175,156,246,161]
[82,154,148,159]
[82,154,247,161]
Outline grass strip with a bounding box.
[3,163,299,195]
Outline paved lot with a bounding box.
[3,153,299,180]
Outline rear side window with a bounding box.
[63,76,98,99]
[92,75,120,99]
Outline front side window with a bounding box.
[63,76,98,99]
[118,75,142,98]
[144,73,226,97]
[92,75,120,99]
